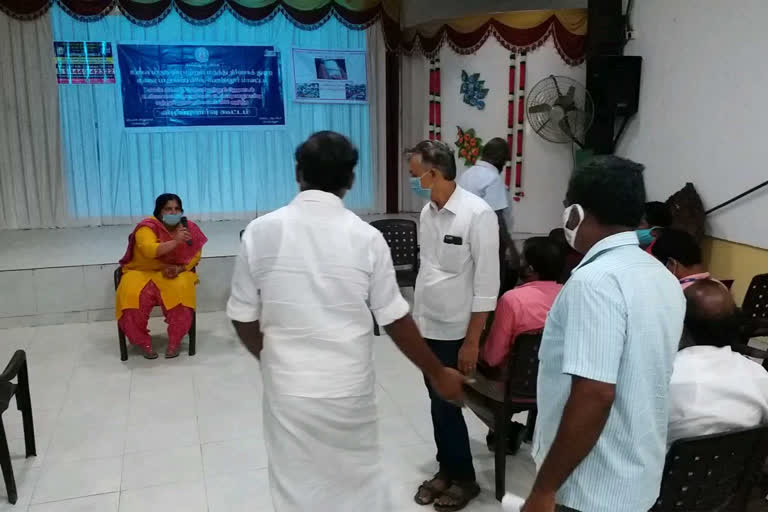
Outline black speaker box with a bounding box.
[587,55,642,116]
[585,56,642,153]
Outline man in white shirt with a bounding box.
[457,137,519,295]
[227,132,466,512]
[669,279,768,444]
[407,140,500,510]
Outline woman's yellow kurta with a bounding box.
[115,227,201,319]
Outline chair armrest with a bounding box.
[0,350,26,382]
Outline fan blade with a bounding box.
[550,75,563,97]
[529,103,551,114]
[559,118,573,136]
[566,86,575,99]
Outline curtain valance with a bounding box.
[402,9,587,65]
[0,0,400,47]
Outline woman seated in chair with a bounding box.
[116,194,207,359]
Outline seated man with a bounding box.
[652,228,722,289]
[548,228,582,284]
[637,201,672,251]
[481,236,564,368]
[478,237,564,454]
[669,279,768,444]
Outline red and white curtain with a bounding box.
[428,57,442,141]
[506,51,527,201]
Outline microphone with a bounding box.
[180,216,193,246]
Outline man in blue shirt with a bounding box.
[524,156,685,512]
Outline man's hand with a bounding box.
[429,367,467,402]
[458,338,480,375]
[173,227,192,244]
[521,490,556,512]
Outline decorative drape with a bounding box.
[508,51,527,201]
[0,13,68,229]
[428,57,441,141]
[399,54,428,213]
[402,9,587,65]
[0,0,401,49]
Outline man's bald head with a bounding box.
[683,279,738,347]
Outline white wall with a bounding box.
[402,0,586,27]
[439,38,585,234]
[618,0,768,249]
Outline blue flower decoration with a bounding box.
[461,70,490,110]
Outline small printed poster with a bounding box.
[54,41,115,84]
[292,48,367,104]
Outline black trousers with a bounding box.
[424,339,475,482]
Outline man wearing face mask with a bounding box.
[523,156,685,512]
[407,140,500,511]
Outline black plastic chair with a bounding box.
[651,425,768,511]
[0,350,35,504]
[740,274,768,342]
[370,219,419,289]
[114,267,196,361]
[465,330,543,501]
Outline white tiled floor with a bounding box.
[0,312,536,511]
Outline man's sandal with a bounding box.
[414,474,450,506]
[433,481,481,512]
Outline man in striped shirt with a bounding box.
[524,156,685,512]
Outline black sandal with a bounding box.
[414,474,450,506]
[433,481,481,512]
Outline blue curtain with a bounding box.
[51,6,374,223]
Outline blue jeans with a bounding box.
[424,339,475,482]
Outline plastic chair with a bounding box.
[650,425,768,511]
[739,274,768,343]
[114,267,196,361]
[0,350,35,504]
[370,219,419,289]
[464,331,543,501]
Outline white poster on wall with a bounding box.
[291,48,367,104]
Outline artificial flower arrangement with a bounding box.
[455,126,483,166]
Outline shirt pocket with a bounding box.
[437,241,470,274]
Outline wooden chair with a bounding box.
[114,267,196,361]
[464,330,543,501]
[650,425,768,511]
[370,219,419,289]
[0,350,35,504]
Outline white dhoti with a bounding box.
[263,392,389,512]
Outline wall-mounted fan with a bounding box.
[526,75,594,147]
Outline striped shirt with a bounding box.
[533,232,685,512]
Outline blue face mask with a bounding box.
[163,213,182,226]
[410,174,432,199]
[636,228,656,248]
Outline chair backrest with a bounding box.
[113,267,122,290]
[742,273,768,320]
[651,425,768,511]
[370,219,418,268]
[505,330,543,399]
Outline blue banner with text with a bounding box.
[117,44,285,129]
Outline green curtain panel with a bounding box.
[0,0,399,48]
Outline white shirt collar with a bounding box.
[572,231,639,273]
[293,190,344,208]
[429,184,464,214]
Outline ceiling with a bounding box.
[402,0,587,27]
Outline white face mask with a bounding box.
[563,204,584,250]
